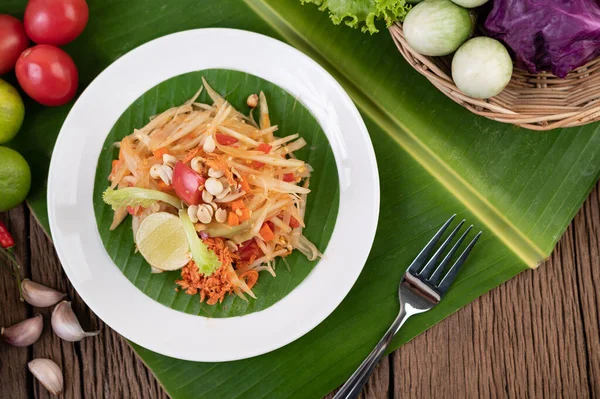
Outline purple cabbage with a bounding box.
[484,0,600,78]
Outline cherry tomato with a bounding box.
[215,133,237,146]
[24,0,89,46]
[15,45,78,106]
[0,15,29,75]
[172,162,206,205]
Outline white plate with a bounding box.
[48,28,379,362]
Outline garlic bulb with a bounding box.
[51,301,100,342]
[28,358,64,395]
[21,279,66,307]
[1,314,43,347]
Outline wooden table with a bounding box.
[1,183,598,399]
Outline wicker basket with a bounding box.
[390,23,600,131]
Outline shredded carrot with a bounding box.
[259,223,275,241]
[228,212,240,226]
[238,208,251,222]
[231,199,245,211]
[181,146,201,163]
[153,147,168,160]
[239,178,251,193]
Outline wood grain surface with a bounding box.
[1,182,598,399]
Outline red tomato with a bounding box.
[252,161,265,169]
[238,240,263,261]
[15,45,78,106]
[257,143,272,153]
[172,162,206,205]
[24,0,89,46]
[215,133,237,146]
[0,15,29,75]
[283,173,295,182]
[289,216,300,229]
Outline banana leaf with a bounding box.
[94,69,339,317]
[3,0,600,398]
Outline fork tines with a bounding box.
[407,215,482,295]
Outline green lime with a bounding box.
[0,79,25,144]
[0,146,31,211]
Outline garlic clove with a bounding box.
[1,314,43,347]
[51,301,100,342]
[28,358,64,395]
[21,279,66,308]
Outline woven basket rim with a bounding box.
[389,23,600,131]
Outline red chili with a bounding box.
[0,221,15,249]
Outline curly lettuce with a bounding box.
[102,187,182,210]
[300,0,411,34]
[178,210,221,276]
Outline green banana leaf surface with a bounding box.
[94,69,339,317]
[3,0,600,398]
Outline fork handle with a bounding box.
[333,307,410,399]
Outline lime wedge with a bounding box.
[135,212,191,271]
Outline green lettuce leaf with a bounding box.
[102,187,182,210]
[178,210,221,276]
[300,0,411,34]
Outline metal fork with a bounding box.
[334,215,482,399]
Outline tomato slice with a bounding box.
[283,173,295,182]
[257,143,272,153]
[289,216,300,229]
[238,240,263,261]
[215,133,238,146]
[171,162,206,205]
